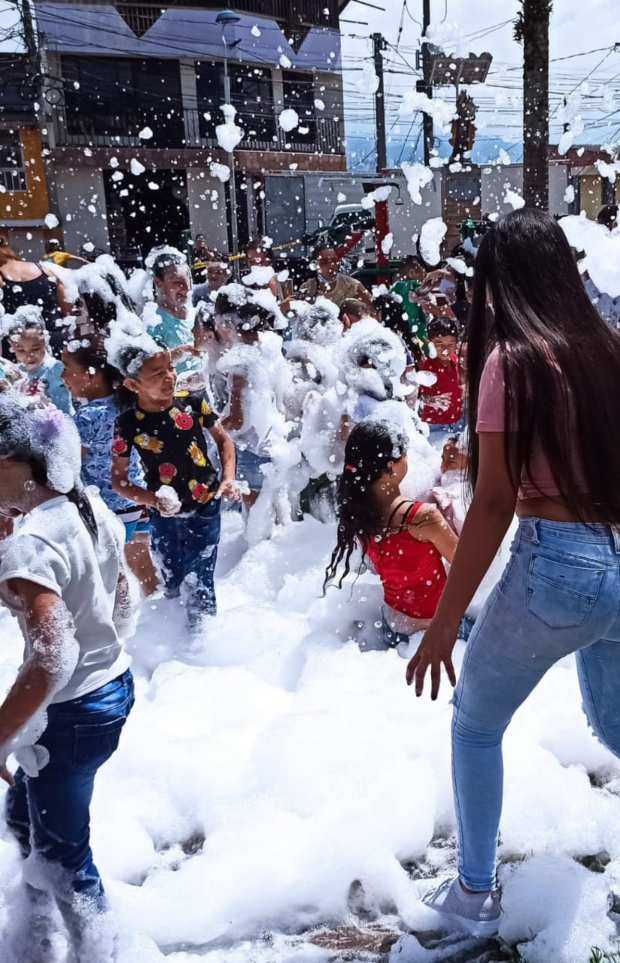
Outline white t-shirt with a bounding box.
[0,494,130,703]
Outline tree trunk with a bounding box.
[520,0,551,210]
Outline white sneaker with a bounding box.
[421,876,501,938]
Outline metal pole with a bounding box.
[422,0,433,166]
[222,38,238,257]
[372,32,387,172]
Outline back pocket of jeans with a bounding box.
[73,716,127,768]
[527,554,604,629]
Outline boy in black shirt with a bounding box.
[111,346,238,629]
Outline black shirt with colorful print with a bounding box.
[113,391,220,511]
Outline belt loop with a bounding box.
[521,517,540,545]
[612,526,620,555]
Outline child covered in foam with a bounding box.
[108,322,240,630]
[214,284,294,534]
[4,305,73,414]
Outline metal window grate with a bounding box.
[115,5,162,37]
[0,130,26,192]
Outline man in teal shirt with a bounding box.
[150,250,203,376]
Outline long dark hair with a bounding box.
[467,208,620,522]
[324,421,407,590]
[25,452,98,538]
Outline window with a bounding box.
[230,64,275,142]
[0,130,26,192]
[195,62,275,144]
[282,70,316,145]
[61,56,184,148]
[195,61,225,141]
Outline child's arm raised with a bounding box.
[407,503,458,563]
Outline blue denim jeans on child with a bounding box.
[150,499,221,623]
[452,518,620,892]
[5,670,134,943]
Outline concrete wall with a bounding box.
[50,167,110,252]
[2,227,47,259]
[186,170,228,251]
[480,163,569,217]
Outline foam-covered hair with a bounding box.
[215,283,287,332]
[288,296,342,345]
[1,304,48,342]
[0,390,81,493]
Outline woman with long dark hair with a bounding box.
[403,209,620,937]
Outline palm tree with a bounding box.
[515,0,553,210]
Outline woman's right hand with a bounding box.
[405,618,459,700]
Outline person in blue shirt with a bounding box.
[5,307,73,414]
[149,248,206,380]
[61,339,159,595]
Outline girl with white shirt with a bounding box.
[0,391,136,960]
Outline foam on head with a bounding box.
[1,305,48,343]
[0,390,81,493]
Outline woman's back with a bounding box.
[467,208,620,524]
[0,261,61,342]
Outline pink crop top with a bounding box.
[477,347,572,501]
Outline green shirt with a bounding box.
[390,279,428,344]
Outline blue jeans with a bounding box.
[382,613,475,649]
[5,670,134,941]
[427,418,467,436]
[236,447,271,492]
[150,500,221,623]
[452,518,620,891]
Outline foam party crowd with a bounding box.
[1,205,620,962]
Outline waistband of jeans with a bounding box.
[518,516,620,547]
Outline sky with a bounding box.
[340,0,620,149]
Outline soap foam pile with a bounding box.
[0,511,619,961]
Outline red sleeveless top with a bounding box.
[365,501,447,619]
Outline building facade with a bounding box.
[32,0,347,262]
[0,55,54,257]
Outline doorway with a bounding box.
[104,168,190,261]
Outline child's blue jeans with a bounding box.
[452,518,620,892]
[150,500,221,624]
[5,670,134,943]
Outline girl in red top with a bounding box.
[324,420,461,651]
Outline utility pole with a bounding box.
[515,0,552,210]
[372,32,387,172]
[20,0,38,66]
[421,0,433,166]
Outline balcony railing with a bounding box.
[0,167,27,192]
[53,109,344,156]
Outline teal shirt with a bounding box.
[24,356,73,414]
[150,307,200,374]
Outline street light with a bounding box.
[215,8,241,260]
